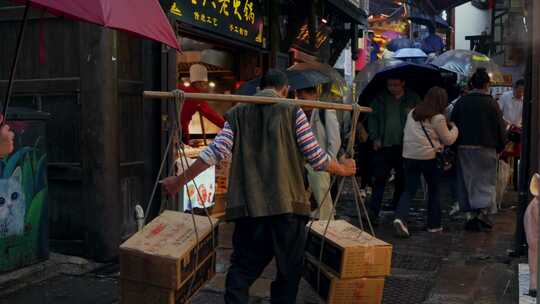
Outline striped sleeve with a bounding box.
[295,109,330,171]
[199,122,234,166]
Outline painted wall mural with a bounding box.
[0,136,48,273]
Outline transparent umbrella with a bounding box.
[288,62,352,104]
[394,48,428,60]
[288,62,353,138]
[430,49,505,84]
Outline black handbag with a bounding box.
[420,122,455,171]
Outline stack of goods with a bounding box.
[120,211,219,304]
[182,145,207,159]
[181,144,230,218]
[213,158,231,216]
[304,220,392,304]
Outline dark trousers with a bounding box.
[447,166,459,203]
[352,141,373,188]
[395,159,442,229]
[225,214,308,304]
[368,146,405,217]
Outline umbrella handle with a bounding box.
[2,1,31,124]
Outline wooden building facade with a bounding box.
[0,0,366,261]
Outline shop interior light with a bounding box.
[321,18,328,24]
[183,81,191,87]
[209,82,216,88]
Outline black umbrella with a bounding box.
[357,62,443,106]
[354,59,403,101]
[386,38,414,52]
[236,78,264,96]
[237,69,331,96]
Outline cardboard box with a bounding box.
[305,220,392,278]
[120,211,219,289]
[211,193,227,217]
[215,159,230,194]
[304,255,385,304]
[121,253,216,304]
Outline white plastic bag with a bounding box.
[494,160,511,213]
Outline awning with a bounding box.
[326,0,368,25]
[416,0,472,13]
[369,0,403,16]
[409,10,450,29]
[431,0,471,11]
[370,0,471,15]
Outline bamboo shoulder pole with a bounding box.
[143,91,372,113]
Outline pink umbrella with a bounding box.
[10,0,179,49]
[381,31,403,40]
[4,0,180,118]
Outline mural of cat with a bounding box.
[0,167,25,237]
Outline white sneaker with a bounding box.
[366,187,373,197]
[449,202,460,217]
[393,219,410,238]
[427,227,443,233]
[358,189,368,203]
[389,171,395,183]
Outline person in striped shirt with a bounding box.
[198,107,332,171]
[161,69,355,304]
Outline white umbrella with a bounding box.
[394,48,428,59]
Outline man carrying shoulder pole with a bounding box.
[161,69,356,304]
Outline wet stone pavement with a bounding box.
[0,177,522,304]
[339,177,518,304]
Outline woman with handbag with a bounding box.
[393,87,459,238]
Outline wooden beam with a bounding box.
[0,6,58,22]
[79,24,121,262]
[142,91,372,113]
[0,77,80,95]
[118,79,144,96]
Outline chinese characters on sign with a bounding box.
[296,24,330,49]
[293,21,332,52]
[170,0,266,48]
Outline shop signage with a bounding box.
[169,0,266,48]
[293,21,332,53]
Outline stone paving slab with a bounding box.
[0,182,523,304]
[0,274,118,304]
[518,264,536,304]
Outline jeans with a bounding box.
[368,146,405,217]
[225,214,308,304]
[395,158,442,229]
[447,166,459,203]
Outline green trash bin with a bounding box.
[0,108,50,273]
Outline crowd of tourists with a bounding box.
[352,68,523,237]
